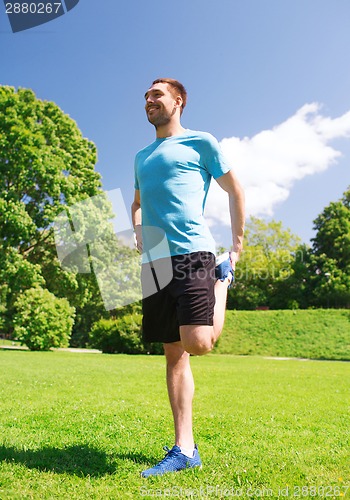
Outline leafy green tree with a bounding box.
[0,86,102,336]
[277,243,313,309]
[0,86,100,247]
[310,187,350,308]
[280,187,350,309]
[0,245,44,334]
[312,188,350,271]
[309,254,350,308]
[13,287,75,351]
[52,193,142,343]
[228,217,301,309]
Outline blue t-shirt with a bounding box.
[134,129,231,261]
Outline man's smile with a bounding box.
[147,105,160,114]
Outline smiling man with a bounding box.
[132,78,245,477]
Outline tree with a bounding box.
[309,253,350,308]
[0,86,102,335]
[309,187,350,308]
[14,287,75,351]
[312,187,350,271]
[228,217,301,309]
[280,187,350,310]
[0,246,44,334]
[51,192,142,343]
[0,86,101,245]
[278,243,313,309]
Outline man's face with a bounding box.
[144,83,179,127]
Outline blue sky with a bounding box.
[1,0,350,247]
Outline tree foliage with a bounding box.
[0,86,100,252]
[0,245,44,333]
[0,86,144,344]
[228,186,350,310]
[89,314,163,355]
[89,315,144,354]
[0,86,102,336]
[229,217,301,309]
[309,187,350,308]
[312,188,350,271]
[13,287,75,351]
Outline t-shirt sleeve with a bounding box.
[134,155,140,190]
[201,133,231,179]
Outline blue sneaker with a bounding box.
[215,252,235,287]
[141,445,202,478]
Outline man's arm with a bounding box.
[131,189,142,252]
[215,170,245,268]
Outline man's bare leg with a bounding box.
[163,342,194,449]
[163,267,231,449]
[180,276,230,355]
[141,341,201,476]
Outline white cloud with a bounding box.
[205,103,350,229]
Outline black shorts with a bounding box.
[141,251,216,344]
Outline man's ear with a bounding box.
[175,96,183,110]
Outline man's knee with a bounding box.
[179,325,215,356]
[163,341,189,367]
[185,340,214,356]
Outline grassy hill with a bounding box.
[215,309,350,360]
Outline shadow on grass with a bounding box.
[0,444,154,476]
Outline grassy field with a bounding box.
[0,350,349,499]
[215,309,350,360]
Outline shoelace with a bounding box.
[156,446,178,466]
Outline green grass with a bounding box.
[0,351,349,499]
[216,309,350,360]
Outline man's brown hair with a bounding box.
[152,78,187,115]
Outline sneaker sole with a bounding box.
[141,463,202,478]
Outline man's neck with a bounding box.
[156,122,186,139]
